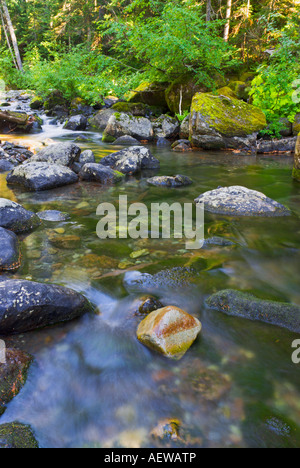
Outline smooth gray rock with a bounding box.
[147,174,193,188]
[79,150,95,164]
[0,198,40,233]
[194,186,291,217]
[0,227,20,271]
[101,146,160,175]
[31,142,81,167]
[103,113,154,142]
[64,114,87,131]
[0,279,92,334]
[89,108,116,130]
[79,163,123,184]
[206,289,300,333]
[7,162,78,191]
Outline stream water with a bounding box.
[0,93,300,448]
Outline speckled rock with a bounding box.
[103,113,154,142]
[0,228,21,271]
[153,115,180,139]
[31,142,81,167]
[206,289,300,333]
[0,349,33,415]
[0,279,92,334]
[79,163,124,184]
[147,175,192,188]
[79,150,95,165]
[101,146,160,175]
[0,198,40,233]
[64,114,87,131]
[7,162,78,191]
[0,422,39,448]
[137,306,202,360]
[194,186,291,217]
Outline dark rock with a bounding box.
[0,160,14,172]
[31,142,81,167]
[0,422,39,448]
[79,163,124,184]
[257,137,297,154]
[147,175,193,188]
[89,109,117,131]
[102,113,154,142]
[0,228,21,271]
[153,115,180,139]
[101,146,160,175]
[206,289,300,333]
[0,349,33,415]
[79,150,95,165]
[64,114,88,131]
[0,279,92,334]
[194,186,291,217]
[113,135,141,146]
[156,137,171,147]
[0,198,40,233]
[7,162,78,191]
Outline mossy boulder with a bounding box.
[0,349,33,415]
[216,86,238,99]
[165,78,205,115]
[228,80,249,101]
[190,93,267,149]
[30,96,44,110]
[89,109,117,131]
[207,289,300,333]
[127,82,169,109]
[0,422,39,448]
[292,114,300,136]
[44,90,69,111]
[293,134,300,182]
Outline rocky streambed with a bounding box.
[0,91,299,448]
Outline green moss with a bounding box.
[228,80,249,100]
[292,167,300,181]
[127,81,169,108]
[0,422,39,449]
[30,96,44,110]
[191,93,267,137]
[216,86,238,99]
[102,132,116,143]
[112,102,147,115]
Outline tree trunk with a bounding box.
[224,0,232,42]
[0,5,17,69]
[293,135,300,182]
[0,0,23,71]
[206,0,212,22]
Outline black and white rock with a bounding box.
[0,279,93,334]
[64,114,88,131]
[0,198,40,233]
[0,227,21,271]
[7,162,78,191]
[37,210,70,222]
[147,175,193,188]
[103,113,154,142]
[153,115,180,139]
[101,146,160,175]
[31,142,81,167]
[194,186,291,217]
[79,163,123,184]
[79,150,95,164]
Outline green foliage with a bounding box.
[176,110,190,123]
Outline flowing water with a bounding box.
[0,93,300,448]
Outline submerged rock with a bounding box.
[151,419,182,442]
[137,306,202,360]
[0,349,33,415]
[7,162,78,191]
[130,296,164,316]
[103,113,154,142]
[172,139,192,152]
[0,228,21,272]
[0,279,92,334]
[194,186,291,217]
[202,236,235,248]
[206,289,300,333]
[147,175,192,188]
[31,142,81,167]
[37,210,69,222]
[101,146,160,175]
[64,114,87,131]
[190,93,267,150]
[0,198,40,233]
[0,422,39,448]
[79,163,124,184]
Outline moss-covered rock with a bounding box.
[89,109,117,131]
[216,87,238,99]
[0,422,39,448]
[293,134,300,182]
[206,289,300,333]
[190,93,267,149]
[111,102,159,117]
[0,349,33,415]
[165,78,205,115]
[228,80,249,101]
[292,113,300,136]
[127,82,169,109]
[30,96,44,110]
[44,90,69,111]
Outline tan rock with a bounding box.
[137,306,201,360]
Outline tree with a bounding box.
[206,0,212,22]
[224,0,232,42]
[0,0,23,71]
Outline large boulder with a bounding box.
[103,113,154,143]
[31,142,81,167]
[190,93,267,149]
[293,134,300,182]
[100,146,160,175]
[0,228,21,271]
[292,114,300,136]
[0,111,33,134]
[44,89,69,111]
[0,198,40,233]
[179,115,190,139]
[0,279,92,335]
[153,115,180,139]
[194,186,291,217]
[64,114,87,131]
[79,163,124,184]
[137,306,202,360]
[127,82,169,109]
[0,349,33,416]
[165,78,205,114]
[7,162,78,191]
[111,102,151,117]
[89,108,117,130]
[0,423,39,449]
[257,137,297,154]
[207,290,300,334]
